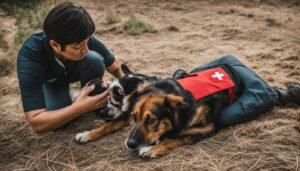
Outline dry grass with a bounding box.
[106,10,121,25]
[0,58,14,77]
[0,109,299,170]
[0,0,299,170]
[0,31,9,50]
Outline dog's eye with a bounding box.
[146,116,156,125]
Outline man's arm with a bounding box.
[26,105,82,133]
[106,59,124,78]
[25,85,109,133]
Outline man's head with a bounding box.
[43,2,95,60]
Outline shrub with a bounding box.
[0,0,51,45]
[265,17,281,27]
[123,18,154,35]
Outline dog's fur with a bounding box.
[124,78,233,158]
[75,65,157,143]
[75,65,235,159]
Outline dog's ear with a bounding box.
[164,94,189,130]
[123,83,155,112]
[121,64,133,74]
[117,87,125,96]
[125,82,152,108]
[164,94,187,109]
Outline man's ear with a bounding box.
[49,40,61,52]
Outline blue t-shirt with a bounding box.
[17,32,115,112]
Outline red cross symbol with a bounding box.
[212,72,224,80]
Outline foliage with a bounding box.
[123,18,154,35]
[265,17,281,27]
[0,0,52,45]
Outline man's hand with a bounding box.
[73,84,109,113]
[25,80,111,134]
[25,85,109,134]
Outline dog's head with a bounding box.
[125,83,190,150]
[108,64,150,105]
[101,64,155,120]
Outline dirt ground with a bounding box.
[0,0,299,170]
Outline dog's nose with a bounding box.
[126,138,139,149]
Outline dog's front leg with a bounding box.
[139,136,191,158]
[138,124,214,159]
[179,123,215,144]
[180,123,215,136]
[75,119,129,144]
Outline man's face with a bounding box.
[53,38,90,61]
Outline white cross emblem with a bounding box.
[212,72,224,80]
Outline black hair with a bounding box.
[43,2,95,51]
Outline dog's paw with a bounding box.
[139,146,153,156]
[75,131,91,144]
[139,146,159,159]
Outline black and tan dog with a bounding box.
[124,65,243,158]
[75,65,157,143]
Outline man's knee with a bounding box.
[82,51,105,67]
[79,51,105,86]
[81,51,105,74]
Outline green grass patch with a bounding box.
[265,17,281,27]
[15,5,49,45]
[123,18,154,35]
[0,0,39,15]
[0,0,52,46]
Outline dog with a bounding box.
[123,64,243,158]
[75,64,157,143]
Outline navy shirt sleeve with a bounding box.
[17,33,47,112]
[88,36,115,67]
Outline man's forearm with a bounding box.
[28,103,85,133]
[27,85,109,133]
[106,59,125,78]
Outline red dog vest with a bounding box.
[177,67,235,103]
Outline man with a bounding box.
[17,2,124,133]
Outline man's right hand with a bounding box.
[73,84,109,113]
[25,84,109,134]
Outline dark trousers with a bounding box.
[191,55,278,128]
